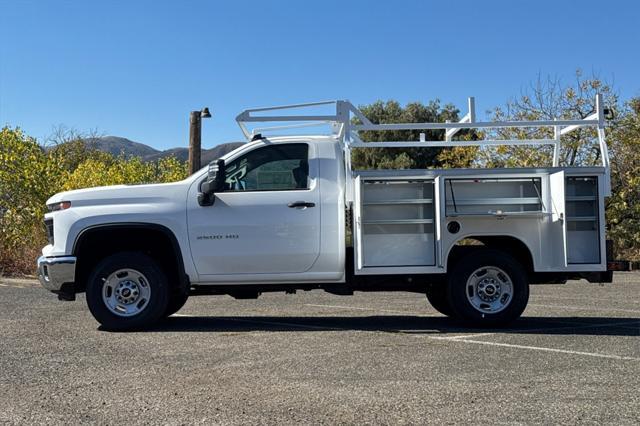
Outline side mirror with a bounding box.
[197,159,226,206]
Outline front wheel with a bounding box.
[447,249,529,327]
[163,290,189,318]
[86,252,169,331]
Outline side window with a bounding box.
[224,144,309,192]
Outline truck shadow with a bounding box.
[144,315,640,336]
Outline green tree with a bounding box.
[63,155,187,190]
[1,126,189,275]
[0,127,53,274]
[476,71,638,260]
[480,71,618,168]
[351,99,477,169]
[606,98,640,261]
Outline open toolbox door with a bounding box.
[352,175,364,272]
[549,170,568,268]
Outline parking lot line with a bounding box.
[531,294,639,303]
[429,333,496,340]
[511,319,638,333]
[439,338,640,361]
[173,313,637,362]
[306,301,640,318]
[185,316,639,361]
[528,303,640,314]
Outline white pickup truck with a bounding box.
[38,97,617,330]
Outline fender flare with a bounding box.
[72,222,189,290]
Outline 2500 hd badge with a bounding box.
[196,234,239,240]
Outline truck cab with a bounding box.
[186,137,346,283]
[37,97,615,330]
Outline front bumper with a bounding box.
[37,256,77,292]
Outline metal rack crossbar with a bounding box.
[235,94,609,173]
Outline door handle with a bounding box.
[288,201,316,208]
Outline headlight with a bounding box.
[47,201,71,212]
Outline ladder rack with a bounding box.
[235,95,610,192]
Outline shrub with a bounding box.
[0,127,188,275]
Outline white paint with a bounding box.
[528,303,640,314]
[187,137,346,283]
[171,311,638,362]
[532,294,640,304]
[439,338,640,361]
[42,95,610,287]
[430,333,496,340]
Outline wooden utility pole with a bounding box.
[188,110,202,175]
[188,107,211,175]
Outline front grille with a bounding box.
[44,218,54,244]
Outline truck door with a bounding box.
[187,142,321,276]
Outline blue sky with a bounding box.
[1,0,638,150]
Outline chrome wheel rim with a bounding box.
[101,269,151,317]
[465,266,513,314]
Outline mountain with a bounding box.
[142,144,244,164]
[84,136,244,163]
[86,136,161,158]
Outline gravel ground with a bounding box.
[0,273,638,424]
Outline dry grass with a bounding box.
[0,229,46,277]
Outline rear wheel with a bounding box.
[425,285,455,317]
[86,252,169,331]
[447,249,529,327]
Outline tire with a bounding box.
[86,252,169,331]
[163,290,189,318]
[425,285,455,317]
[447,249,529,327]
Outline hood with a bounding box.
[46,181,188,208]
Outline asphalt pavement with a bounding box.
[0,273,638,424]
